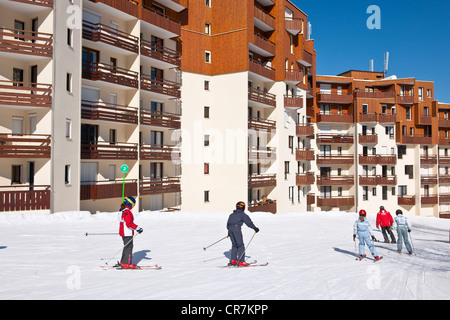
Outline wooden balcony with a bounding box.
[316,155,354,165]
[0,134,51,158]
[420,155,438,164]
[89,0,139,18]
[285,69,303,85]
[296,124,314,136]
[254,5,275,30]
[81,141,138,160]
[142,4,181,36]
[248,87,276,107]
[421,175,438,185]
[139,177,180,195]
[398,195,415,206]
[248,200,276,214]
[252,33,275,56]
[140,110,181,129]
[359,175,396,185]
[284,95,303,109]
[296,149,314,161]
[359,113,378,123]
[439,119,450,128]
[81,100,138,124]
[82,63,138,88]
[140,39,181,67]
[80,179,137,201]
[82,21,139,53]
[439,193,450,203]
[296,173,315,185]
[0,185,50,212]
[317,134,354,144]
[249,59,275,82]
[316,113,353,123]
[248,174,277,189]
[397,134,432,145]
[421,195,438,205]
[140,145,180,161]
[358,155,397,165]
[354,91,396,100]
[285,17,303,35]
[248,117,276,132]
[317,93,353,104]
[316,175,354,186]
[418,115,433,126]
[358,134,378,144]
[379,113,396,123]
[248,146,276,161]
[440,156,450,164]
[140,74,181,99]
[0,27,53,58]
[0,80,52,108]
[317,196,354,208]
[10,0,53,8]
[397,94,414,104]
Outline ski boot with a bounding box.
[228,260,237,267]
[238,261,249,267]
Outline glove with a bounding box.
[353,234,356,241]
[254,227,260,233]
[136,227,143,234]
[371,236,377,241]
[408,229,411,233]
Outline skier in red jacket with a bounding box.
[116,196,143,269]
[376,206,396,243]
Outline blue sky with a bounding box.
[293,0,450,102]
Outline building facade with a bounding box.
[0,0,447,218]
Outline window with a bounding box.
[204,80,210,90]
[65,165,71,184]
[427,89,432,98]
[65,119,72,139]
[288,136,294,154]
[284,161,290,179]
[66,73,72,92]
[205,0,211,7]
[11,165,22,184]
[13,68,24,86]
[205,51,211,63]
[204,163,209,174]
[67,28,73,47]
[204,134,210,146]
[205,23,211,35]
[204,106,210,118]
[363,186,368,200]
[382,186,388,200]
[405,165,414,179]
[289,186,294,204]
[418,87,423,101]
[204,190,210,202]
[406,107,411,120]
[398,185,407,196]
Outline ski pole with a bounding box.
[85,232,118,236]
[203,235,229,251]
[104,232,140,266]
[409,231,416,254]
[237,231,257,262]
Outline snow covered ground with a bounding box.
[0,210,449,300]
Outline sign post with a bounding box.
[120,164,129,203]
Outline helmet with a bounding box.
[359,209,367,217]
[236,201,246,211]
[380,206,384,210]
[123,196,136,208]
[396,209,403,216]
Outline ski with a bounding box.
[219,262,268,269]
[373,256,383,263]
[100,265,161,270]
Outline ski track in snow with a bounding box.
[0,211,450,300]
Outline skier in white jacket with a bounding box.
[353,210,382,261]
[393,209,413,254]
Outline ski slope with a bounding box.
[0,210,449,300]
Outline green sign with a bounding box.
[120,164,129,173]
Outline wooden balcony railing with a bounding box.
[284,95,303,109]
[359,155,397,165]
[11,0,53,8]
[140,110,181,129]
[254,5,275,30]
[317,196,354,207]
[82,21,139,53]
[0,80,52,108]
[248,200,277,214]
[317,175,354,186]
[421,194,438,205]
[398,195,415,206]
[316,155,354,165]
[248,146,276,161]
[139,177,180,195]
[378,113,397,123]
[421,175,438,185]
[397,94,414,104]
[248,87,276,107]
[248,117,276,132]
[89,0,139,18]
[0,27,53,57]
[316,113,354,123]
[317,134,354,144]
[359,113,378,123]
[140,39,181,67]
[0,134,51,158]
[142,5,181,36]
[80,179,137,201]
[397,134,432,145]
[140,145,180,161]
[420,155,438,164]
[317,93,353,104]
[358,134,378,144]
[248,174,277,189]
[81,100,138,124]
[359,175,396,185]
[285,17,303,35]
[82,63,138,88]
[253,33,275,56]
[285,69,303,84]
[140,74,181,98]
[296,124,314,136]
[296,149,315,161]
[354,91,396,99]
[249,59,276,82]
[81,141,138,160]
[0,185,50,212]
[296,173,315,185]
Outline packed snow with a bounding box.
[0,210,450,300]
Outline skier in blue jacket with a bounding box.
[227,201,259,267]
[394,209,413,254]
[353,209,382,261]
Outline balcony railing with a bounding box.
[249,59,275,82]
[89,0,139,18]
[248,87,276,107]
[0,134,51,158]
[248,146,276,161]
[82,63,139,88]
[11,0,53,7]
[140,74,181,98]
[296,149,315,161]
[285,69,303,84]
[378,113,396,123]
[420,155,438,164]
[80,179,137,201]
[142,4,181,36]
[359,175,397,185]
[82,21,139,53]
[421,175,438,185]
[284,95,303,109]
[140,39,181,67]
[397,94,414,104]
[139,177,180,195]
[0,27,53,57]
[248,174,277,189]
[254,5,275,30]
[398,134,432,145]
[316,113,353,123]
[354,91,396,99]
[317,134,354,144]
[81,100,138,124]
[317,93,353,104]
[140,145,180,161]
[140,110,181,129]
[248,117,276,132]
[358,134,378,144]
[421,194,438,205]
[317,196,354,208]
[0,80,52,108]
[296,173,315,185]
[317,175,354,186]
[317,155,354,165]
[248,200,276,214]
[0,185,50,212]
[398,195,415,206]
[81,141,138,160]
[285,17,303,35]
[252,33,275,56]
[358,155,397,165]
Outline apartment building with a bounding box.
[310,70,450,218]
[179,0,316,214]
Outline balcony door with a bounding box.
[81,162,98,183]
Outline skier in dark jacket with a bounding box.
[227,201,259,267]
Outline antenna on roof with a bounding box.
[307,22,312,40]
[369,59,374,72]
[383,52,389,77]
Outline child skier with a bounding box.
[394,209,413,254]
[226,201,259,267]
[353,209,382,261]
[376,206,396,243]
[116,196,143,269]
